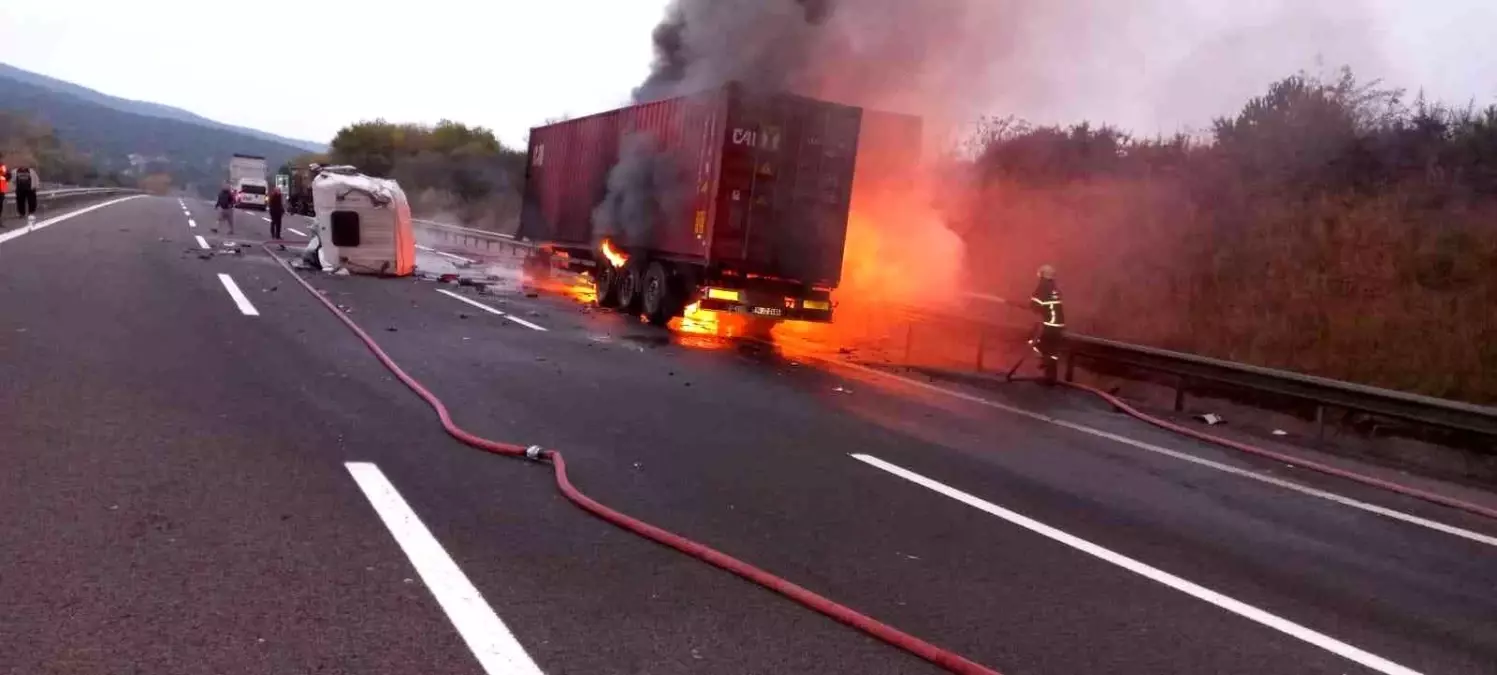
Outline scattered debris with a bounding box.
[386,327,399,332]
[527,311,541,317]
[1197,413,1225,426]
[334,268,352,277]
[525,291,540,298]
[838,347,855,355]
[834,386,853,394]
[458,313,470,320]
[1272,429,1289,436]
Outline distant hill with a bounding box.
[0,63,325,152]
[0,72,315,193]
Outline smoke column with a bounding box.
[608,0,1391,338]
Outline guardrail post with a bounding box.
[1064,353,1076,382]
[975,329,987,372]
[1174,375,1188,412]
[1315,404,1326,445]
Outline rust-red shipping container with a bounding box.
[522,84,883,284]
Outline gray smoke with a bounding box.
[597,0,1392,262]
[629,0,1392,136]
[591,133,691,249]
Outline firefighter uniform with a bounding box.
[1029,265,1065,381]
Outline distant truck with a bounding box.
[518,82,921,326]
[287,165,316,216]
[228,153,269,210]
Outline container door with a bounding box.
[716,91,861,285]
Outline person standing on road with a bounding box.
[12,163,40,224]
[267,186,285,240]
[0,154,9,227]
[214,182,236,235]
[1029,264,1065,383]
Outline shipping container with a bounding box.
[519,83,920,326]
[288,165,316,216]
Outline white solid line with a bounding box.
[436,288,547,332]
[852,453,1422,675]
[194,235,210,250]
[0,196,146,246]
[187,219,197,228]
[499,314,548,331]
[217,274,260,316]
[817,357,1497,548]
[286,227,307,237]
[417,244,479,264]
[344,462,546,675]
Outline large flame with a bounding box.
[670,302,754,340]
[601,239,629,268]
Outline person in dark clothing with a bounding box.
[1029,264,1065,382]
[214,183,236,234]
[0,154,9,226]
[267,187,285,240]
[12,164,40,223]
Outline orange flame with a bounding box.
[601,239,629,268]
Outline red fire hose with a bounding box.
[262,245,1002,675]
[1060,381,1497,522]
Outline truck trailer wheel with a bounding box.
[596,264,622,308]
[642,261,682,327]
[616,262,645,314]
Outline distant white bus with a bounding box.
[235,179,269,210]
[229,153,269,210]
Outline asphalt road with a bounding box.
[2,196,1495,675]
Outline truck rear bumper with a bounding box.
[698,294,834,323]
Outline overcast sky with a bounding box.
[1,0,1494,149]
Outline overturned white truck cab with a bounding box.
[302,166,416,276]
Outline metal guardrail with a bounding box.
[1064,335,1497,439]
[897,293,1497,440]
[33,187,138,210]
[412,219,534,257]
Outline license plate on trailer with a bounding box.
[751,307,783,317]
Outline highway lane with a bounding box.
[380,234,1497,674]
[1,197,1494,674]
[0,196,495,675]
[1,197,941,674]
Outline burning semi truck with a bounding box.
[518,82,920,326]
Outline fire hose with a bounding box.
[261,244,1003,675]
[1059,381,1497,521]
[985,296,1497,522]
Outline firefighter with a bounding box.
[1029,264,1065,382]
